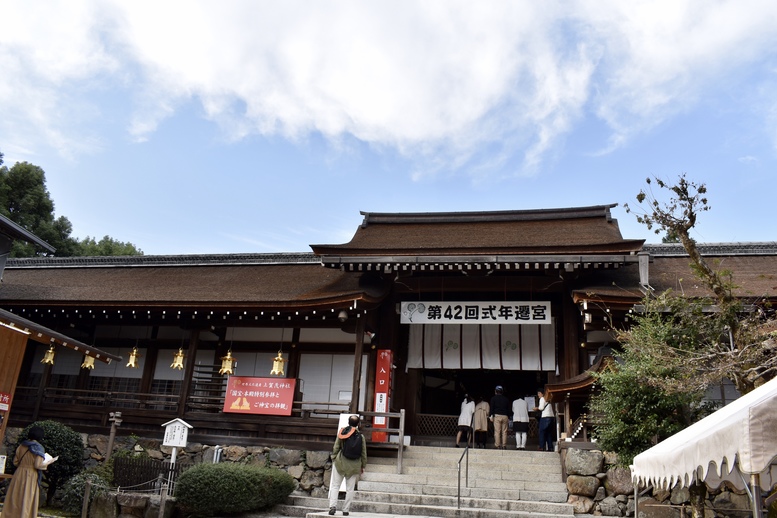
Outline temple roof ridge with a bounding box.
[644,242,777,256]
[359,203,618,227]
[7,252,319,269]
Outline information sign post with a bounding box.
[162,418,193,488]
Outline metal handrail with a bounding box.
[456,414,475,509]
[456,441,470,510]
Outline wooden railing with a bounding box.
[568,413,601,441]
[360,409,406,474]
[10,386,406,463]
[416,413,539,438]
[14,386,354,417]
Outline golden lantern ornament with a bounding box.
[126,347,141,368]
[41,345,56,365]
[219,350,235,375]
[170,348,185,370]
[270,350,287,376]
[81,355,95,369]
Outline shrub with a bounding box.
[61,470,111,514]
[9,420,85,506]
[175,463,295,517]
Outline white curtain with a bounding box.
[407,321,556,371]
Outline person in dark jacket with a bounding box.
[327,415,367,516]
[489,385,511,449]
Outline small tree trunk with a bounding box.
[689,481,707,518]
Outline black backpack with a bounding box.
[341,430,362,460]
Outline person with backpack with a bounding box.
[328,414,367,516]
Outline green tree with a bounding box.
[625,174,776,394]
[8,420,85,507]
[0,161,79,256]
[79,235,143,256]
[0,157,142,257]
[591,174,777,518]
[589,297,711,466]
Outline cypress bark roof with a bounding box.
[0,255,381,310]
[311,205,645,258]
[572,243,777,304]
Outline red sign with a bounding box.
[223,377,296,416]
[0,392,10,412]
[372,349,393,442]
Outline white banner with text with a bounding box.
[400,301,551,325]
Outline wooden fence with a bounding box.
[113,456,192,493]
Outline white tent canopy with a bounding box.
[631,376,777,496]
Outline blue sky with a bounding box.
[1,1,776,255]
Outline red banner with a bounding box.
[223,377,296,416]
[372,349,393,442]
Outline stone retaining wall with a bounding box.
[2,428,335,499]
[563,447,755,518]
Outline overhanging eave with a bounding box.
[0,308,121,364]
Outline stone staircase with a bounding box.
[276,445,573,518]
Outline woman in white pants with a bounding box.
[512,396,529,449]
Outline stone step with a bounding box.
[359,482,567,503]
[356,480,568,503]
[367,463,562,478]
[399,445,558,460]
[290,490,571,512]
[294,495,574,518]
[354,490,574,515]
[370,455,562,471]
[359,472,567,494]
[285,444,570,518]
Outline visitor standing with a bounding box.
[455,394,475,447]
[489,386,511,449]
[512,396,529,450]
[3,426,56,518]
[534,389,555,452]
[473,395,490,448]
[328,415,367,516]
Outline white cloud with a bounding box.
[2,0,777,173]
[738,155,758,164]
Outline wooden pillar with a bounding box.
[288,327,301,379]
[350,317,366,414]
[33,355,52,422]
[0,326,31,445]
[177,329,199,417]
[562,294,580,379]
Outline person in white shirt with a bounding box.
[533,389,555,451]
[456,394,475,447]
[512,396,529,450]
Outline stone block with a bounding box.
[605,467,634,496]
[669,485,689,505]
[600,495,622,516]
[569,494,595,514]
[300,470,324,492]
[91,493,119,518]
[566,448,604,476]
[143,495,175,518]
[269,448,303,466]
[246,453,268,465]
[604,451,619,466]
[637,497,677,518]
[306,450,331,469]
[287,464,305,479]
[222,445,247,462]
[567,474,600,497]
[89,434,110,455]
